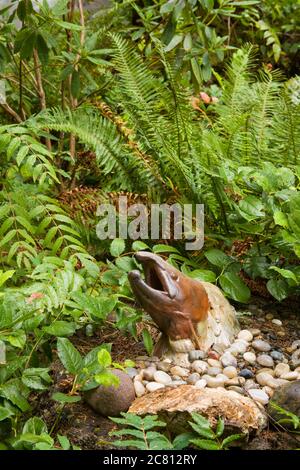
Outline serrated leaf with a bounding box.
[97,349,112,368]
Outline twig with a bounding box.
[0,103,22,123]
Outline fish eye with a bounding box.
[171,272,178,280]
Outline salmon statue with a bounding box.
[128,252,240,359]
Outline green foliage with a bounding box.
[269,402,300,431]
[109,412,245,450]
[110,413,174,450]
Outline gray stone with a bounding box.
[191,360,208,374]
[85,369,135,417]
[270,350,284,362]
[126,367,138,379]
[142,366,157,381]
[252,340,271,352]
[257,354,274,368]
[291,349,300,368]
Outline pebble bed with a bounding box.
[127,319,300,407]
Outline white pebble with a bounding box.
[256,372,275,387]
[280,371,298,381]
[134,381,146,397]
[203,375,225,388]
[194,379,207,389]
[153,371,172,385]
[146,382,165,392]
[192,360,208,374]
[225,377,246,386]
[274,363,290,377]
[272,319,282,326]
[223,366,238,379]
[243,352,256,364]
[232,340,248,354]
[238,330,253,342]
[207,367,222,377]
[248,389,269,405]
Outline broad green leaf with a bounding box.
[43,321,77,337]
[57,338,83,374]
[52,392,81,403]
[221,433,244,448]
[267,278,289,301]
[132,241,150,251]
[187,269,216,282]
[0,406,13,421]
[204,249,231,268]
[110,238,126,257]
[23,417,47,435]
[269,267,298,284]
[219,272,251,303]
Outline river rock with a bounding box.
[223,366,238,379]
[274,363,290,377]
[129,386,267,434]
[252,340,271,352]
[280,371,299,381]
[268,380,300,426]
[207,367,222,377]
[272,319,282,326]
[134,380,146,397]
[248,389,269,405]
[257,354,274,368]
[270,350,284,362]
[85,370,135,416]
[239,368,254,379]
[157,361,172,372]
[192,360,208,374]
[194,379,207,389]
[207,359,222,367]
[291,349,300,368]
[170,366,189,378]
[153,371,172,385]
[238,330,253,342]
[243,352,256,364]
[146,382,165,392]
[221,352,237,368]
[203,375,225,388]
[143,366,157,381]
[187,373,201,384]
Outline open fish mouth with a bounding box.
[128,252,177,300]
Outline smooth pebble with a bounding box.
[192,360,208,374]
[170,366,189,378]
[272,319,282,326]
[146,382,165,392]
[238,330,253,342]
[153,371,172,385]
[252,340,271,352]
[248,389,269,405]
[257,354,274,368]
[243,352,256,364]
[223,366,238,379]
[194,379,207,389]
[134,381,146,397]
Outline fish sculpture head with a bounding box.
[128,251,209,344]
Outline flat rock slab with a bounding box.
[129,385,267,434]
